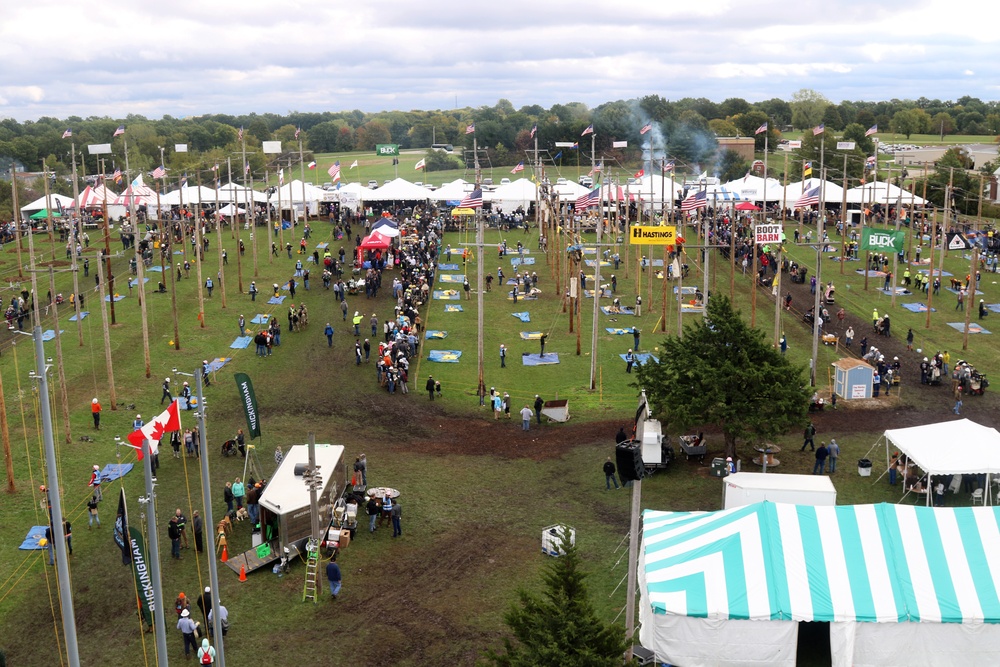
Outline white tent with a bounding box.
[641,501,1000,667]
[429,179,471,202]
[363,178,430,202]
[846,180,927,206]
[217,182,268,203]
[721,175,786,202]
[20,193,76,214]
[783,178,845,205]
[490,178,537,211]
[270,180,325,205]
[625,176,683,207]
[160,186,220,206]
[552,180,589,200]
[217,203,245,217]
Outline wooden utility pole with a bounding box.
[1,366,13,493]
[48,269,73,444]
[962,174,985,350]
[195,212,206,328]
[925,208,938,329]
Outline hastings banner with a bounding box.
[234,373,262,440]
[861,228,905,252]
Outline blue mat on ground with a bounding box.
[522,352,560,366]
[918,269,952,277]
[439,263,460,271]
[507,294,536,301]
[649,259,664,267]
[583,259,611,267]
[179,396,199,410]
[674,286,698,295]
[69,311,90,321]
[174,250,184,255]
[444,304,463,312]
[878,287,911,296]
[268,296,286,304]
[250,314,269,324]
[100,463,133,483]
[945,287,984,296]
[506,278,520,285]
[681,304,705,313]
[602,306,635,315]
[512,312,530,322]
[438,274,465,283]
[19,526,49,550]
[41,330,65,341]
[433,290,461,300]
[425,330,448,339]
[902,303,936,313]
[230,336,253,349]
[584,289,612,298]
[511,257,536,266]
[128,277,149,287]
[606,327,631,334]
[306,257,315,263]
[520,331,543,340]
[987,304,1000,314]
[948,322,991,334]
[205,357,233,373]
[621,352,659,365]
[856,269,886,277]
[428,350,462,363]
[316,242,329,249]
[147,265,163,272]
[104,294,126,302]
[293,269,305,277]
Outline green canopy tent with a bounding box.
[29,209,63,219]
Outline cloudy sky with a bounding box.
[2,0,998,121]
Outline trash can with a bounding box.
[710,457,728,478]
[858,458,873,477]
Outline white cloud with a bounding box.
[0,0,998,120]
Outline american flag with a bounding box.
[755,122,768,135]
[279,168,284,185]
[581,124,594,137]
[328,161,341,181]
[152,165,166,179]
[663,160,675,172]
[530,124,537,139]
[794,186,821,208]
[511,162,524,174]
[238,126,244,142]
[575,187,600,209]
[865,124,878,137]
[680,190,707,212]
[588,161,603,177]
[244,161,250,174]
[459,188,483,209]
[465,124,475,135]
[865,156,877,170]
[812,124,825,136]
[113,125,125,137]
[295,127,301,140]
[113,168,122,184]
[62,128,72,139]
[212,163,219,171]
[803,161,813,177]
[640,123,652,135]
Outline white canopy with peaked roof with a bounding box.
[846,180,927,206]
[20,193,76,214]
[721,175,786,202]
[490,178,537,211]
[783,178,845,205]
[363,178,431,202]
[429,179,471,202]
[270,180,325,205]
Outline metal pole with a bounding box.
[33,325,81,667]
[142,438,170,667]
[69,141,84,347]
[47,269,72,444]
[810,165,825,387]
[475,138,485,400]
[11,167,24,278]
[623,477,642,662]
[588,178,603,390]
[195,376,226,666]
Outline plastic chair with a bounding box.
[972,488,985,505]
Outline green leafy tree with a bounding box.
[423,149,461,172]
[730,110,777,150]
[635,296,810,460]
[841,123,874,155]
[483,530,631,667]
[717,149,748,182]
[932,112,955,137]
[708,118,739,137]
[790,89,830,130]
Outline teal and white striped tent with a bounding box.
[640,502,1000,667]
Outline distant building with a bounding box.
[716,137,755,163]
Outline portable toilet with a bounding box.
[832,358,875,400]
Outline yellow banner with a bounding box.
[630,225,677,245]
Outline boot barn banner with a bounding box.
[861,228,905,252]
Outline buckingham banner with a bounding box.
[861,228,905,252]
[234,373,262,440]
[129,526,154,626]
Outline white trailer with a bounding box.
[722,472,836,509]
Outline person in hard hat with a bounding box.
[352,311,363,337]
[91,398,101,429]
[133,414,144,430]
[202,360,211,386]
[177,608,197,658]
[980,299,989,320]
[89,464,103,502]
[161,377,172,405]
[726,457,736,474]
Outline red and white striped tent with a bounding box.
[113,175,157,207]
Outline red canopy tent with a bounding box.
[734,202,760,211]
[356,230,393,264]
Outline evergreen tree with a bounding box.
[484,530,632,667]
[635,296,810,460]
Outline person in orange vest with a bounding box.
[91,398,102,429]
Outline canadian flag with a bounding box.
[127,400,182,460]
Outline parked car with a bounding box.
[368,180,378,188]
[579,176,593,188]
[500,178,511,185]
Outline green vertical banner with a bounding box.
[861,228,905,252]
[234,372,262,440]
[128,526,154,626]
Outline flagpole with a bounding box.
[299,136,306,229]
[142,438,170,667]
[275,169,282,264]
[167,166,181,351]
[215,178,227,309]
[194,173,206,329]
[474,133,486,403]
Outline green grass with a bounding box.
[0,208,996,665]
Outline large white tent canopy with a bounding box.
[428,179,470,202]
[883,419,1000,476]
[20,193,75,213]
[159,185,220,206]
[491,178,536,211]
[270,180,325,204]
[846,180,928,206]
[363,177,430,202]
[783,178,845,204]
[721,175,785,202]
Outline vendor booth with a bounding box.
[640,501,1000,667]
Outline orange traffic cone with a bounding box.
[239,564,247,582]
[221,545,228,563]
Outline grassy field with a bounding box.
[0,205,998,665]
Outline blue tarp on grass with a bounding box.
[511,257,535,266]
[41,330,65,341]
[100,462,133,483]
[268,296,287,304]
[918,269,953,277]
[901,303,936,313]
[205,357,233,373]
[104,295,126,302]
[522,353,559,366]
[520,331,543,340]
[512,312,530,322]
[428,350,462,363]
[439,263,460,271]
[601,306,635,315]
[606,328,631,334]
[987,303,1000,314]
[69,311,89,321]
[444,304,463,312]
[19,526,49,550]
[230,336,253,349]
[250,314,269,324]
[433,290,461,300]
[425,331,448,339]
[945,287,984,296]
[128,277,149,287]
[621,352,659,364]
[878,287,911,296]
[947,322,991,334]
[438,274,465,283]
[147,265,164,272]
